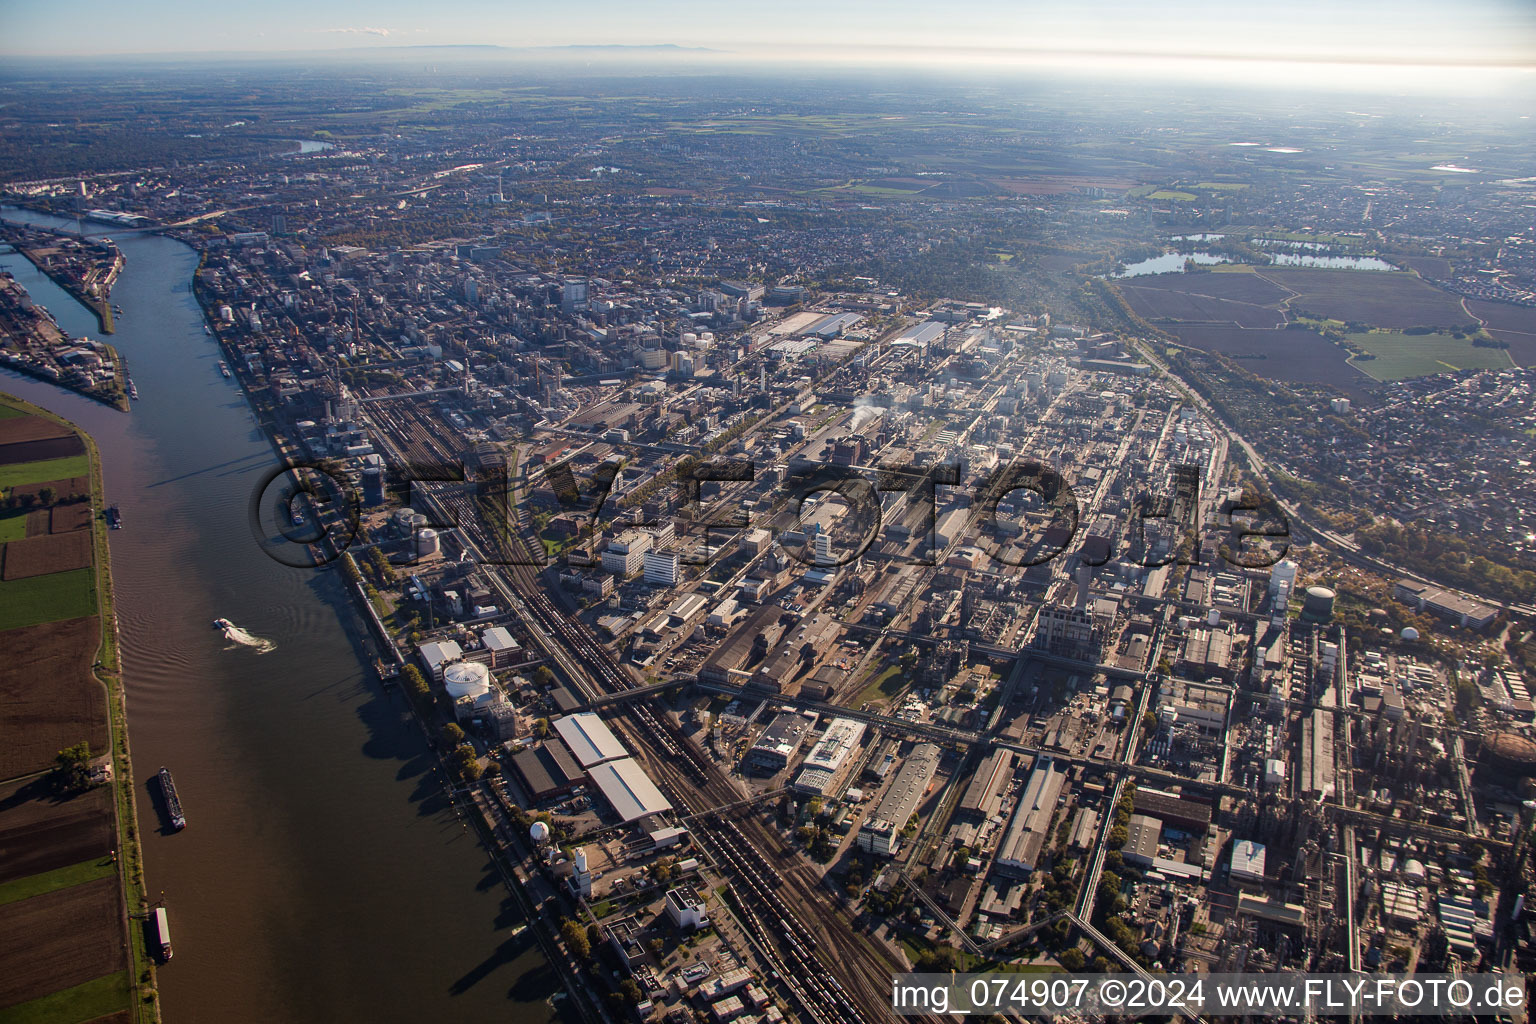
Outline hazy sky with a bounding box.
[4,0,1535,69]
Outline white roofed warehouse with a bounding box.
[552,712,628,768]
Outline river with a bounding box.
[0,207,556,1023]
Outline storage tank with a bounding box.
[417,527,440,558]
[1301,585,1336,623]
[444,661,491,700]
[1207,608,1220,627]
[393,507,416,534]
[529,821,550,844]
[574,848,589,873]
[1400,627,1420,641]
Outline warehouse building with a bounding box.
[958,750,1016,821]
[553,712,628,769]
[745,712,812,775]
[994,758,1066,877]
[857,743,940,857]
[590,757,673,823]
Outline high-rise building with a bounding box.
[643,548,679,586]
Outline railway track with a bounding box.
[365,406,908,1024]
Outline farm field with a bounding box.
[1256,268,1471,328]
[0,876,128,1009]
[0,454,89,491]
[0,567,97,630]
[1347,331,1513,381]
[0,510,28,542]
[0,971,131,1024]
[0,616,106,778]
[2,531,95,580]
[1464,299,1536,366]
[0,413,74,444]
[1118,283,1284,327]
[0,434,87,465]
[1169,326,1372,400]
[0,777,115,885]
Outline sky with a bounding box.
[3,0,1535,73]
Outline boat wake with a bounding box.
[216,620,276,654]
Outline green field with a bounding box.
[0,568,97,631]
[0,406,25,420]
[0,510,29,542]
[0,858,117,908]
[0,455,89,490]
[1148,190,1197,201]
[0,969,131,1024]
[1348,331,1512,380]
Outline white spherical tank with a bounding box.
[417,528,441,558]
[1401,626,1420,641]
[529,821,550,844]
[443,660,491,700]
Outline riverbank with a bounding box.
[2,202,558,1024]
[1,224,119,335]
[0,270,129,412]
[0,390,155,1022]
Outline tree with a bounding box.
[451,743,481,782]
[560,919,591,959]
[52,741,92,793]
[441,722,465,747]
[37,486,56,507]
[534,666,556,687]
[1059,948,1086,971]
[619,979,643,1006]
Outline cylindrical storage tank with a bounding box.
[417,528,440,558]
[393,507,416,534]
[410,512,429,531]
[681,332,697,346]
[1207,608,1220,627]
[1301,585,1336,622]
[443,661,491,700]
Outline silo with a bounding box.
[1207,608,1220,627]
[1301,586,1335,623]
[417,527,441,558]
[443,661,491,700]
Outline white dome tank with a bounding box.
[529,821,550,843]
[443,661,491,700]
[417,528,441,558]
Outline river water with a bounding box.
[0,207,555,1023]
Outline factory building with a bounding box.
[994,758,1066,877]
[958,750,1015,821]
[744,711,812,775]
[552,712,628,769]
[1300,707,1336,799]
[1120,813,1162,869]
[1230,840,1268,886]
[589,757,673,822]
[857,743,940,857]
[792,718,866,795]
